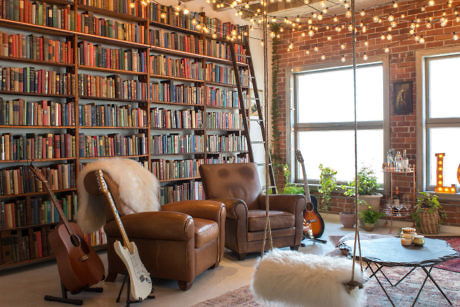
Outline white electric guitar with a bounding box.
[95,170,152,301]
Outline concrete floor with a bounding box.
[0,215,458,307]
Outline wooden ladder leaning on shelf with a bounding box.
[229,40,277,194]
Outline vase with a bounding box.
[359,194,383,212]
[340,212,356,228]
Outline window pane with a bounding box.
[428,128,460,187]
[428,56,460,118]
[297,65,383,123]
[297,129,383,183]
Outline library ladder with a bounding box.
[229,41,277,194]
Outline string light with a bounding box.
[341,55,346,62]
[363,52,368,61]
[454,32,459,40]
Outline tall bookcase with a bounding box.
[0,0,250,270]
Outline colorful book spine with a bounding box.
[151,158,204,181]
[149,81,203,104]
[78,133,146,158]
[150,55,203,80]
[206,134,247,153]
[206,87,240,108]
[159,181,204,204]
[206,111,242,130]
[150,134,204,154]
[80,0,147,19]
[78,74,147,100]
[79,103,146,127]
[150,107,203,129]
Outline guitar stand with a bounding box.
[301,233,327,245]
[116,275,155,307]
[44,282,103,305]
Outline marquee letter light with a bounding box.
[458,164,460,185]
[435,153,456,194]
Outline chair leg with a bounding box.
[237,253,247,260]
[178,281,193,291]
[105,270,117,282]
[290,245,300,251]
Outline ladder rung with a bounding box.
[263,185,277,189]
[251,141,265,144]
[255,162,272,166]
[250,118,262,122]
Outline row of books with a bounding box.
[206,87,240,108]
[151,134,204,155]
[80,0,147,19]
[150,81,203,104]
[205,155,249,164]
[151,158,204,181]
[0,164,75,195]
[160,181,204,204]
[150,108,203,130]
[0,99,75,126]
[79,103,147,127]
[78,41,147,72]
[0,133,76,161]
[204,63,237,85]
[150,55,203,80]
[206,111,242,130]
[0,31,74,64]
[78,133,146,158]
[77,11,146,44]
[0,1,74,30]
[206,134,247,153]
[82,228,107,247]
[0,66,75,96]
[78,74,147,101]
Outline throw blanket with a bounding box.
[77,158,160,233]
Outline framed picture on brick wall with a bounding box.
[393,81,413,115]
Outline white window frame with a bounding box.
[416,47,460,200]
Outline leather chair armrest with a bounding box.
[162,200,225,223]
[104,211,194,241]
[258,194,306,215]
[207,198,247,220]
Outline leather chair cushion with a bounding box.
[247,210,295,232]
[194,218,218,249]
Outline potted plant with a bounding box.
[359,206,384,231]
[342,167,383,212]
[281,164,305,195]
[413,192,445,234]
[318,164,337,211]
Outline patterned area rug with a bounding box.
[426,236,460,273]
[192,267,460,306]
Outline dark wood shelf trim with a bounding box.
[151,152,205,156]
[0,55,74,67]
[0,157,76,163]
[41,0,74,6]
[205,105,239,110]
[150,73,204,83]
[205,81,237,88]
[79,95,147,103]
[77,65,147,76]
[0,125,75,129]
[0,222,58,231]
[0,188,77,199]
[0,18,75,37]
[206,151,248,154]
[206,128,243,132]
[77,4,147,23]
[79,126,147,129]
[150,127,204,131]
[150,101,204,107]
[0,90,74,98]
[76,31,149,49]
[158,176,201,183]
[150,21,202,36]
[80,154,149,159]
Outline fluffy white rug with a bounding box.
[251,249,367,307]
[76,158,160,233]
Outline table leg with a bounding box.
[393,266,417,287]
[367,262,395,307]
[420,266,453,305]
[412,266,432,307]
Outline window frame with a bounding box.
[288,58,390,188]
[417,48,460,200]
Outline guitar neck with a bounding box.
[300,164,312,203]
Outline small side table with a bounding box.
[341,237,459,306]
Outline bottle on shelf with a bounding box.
[394,151,402,171]
[393,186,400,215]
[402,149,409,171]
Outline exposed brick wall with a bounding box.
[274,0,460,225]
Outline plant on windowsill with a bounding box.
[412,192,446,234]
[281,164,304,195]
[359,205,384,231]
[342,167,383,212]
[318,164,337,211]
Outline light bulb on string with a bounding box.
[363,53,368,61]
[360,10,365,17]
[341,55,346,62]
[428,0,435,6]
[385,47,390,53]
[393,1,398,8]
[454,32,459,40]
[340,44,346,50]
[321,54,326,60]
[419,36,425,43]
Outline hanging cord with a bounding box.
[345,0,364,293]
[261,2,273,256]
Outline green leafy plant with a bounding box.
[359,206,384,224]
[412,192,446,227]
[281,163,304,194]
[342,167,381,196]
[318,164,337,210]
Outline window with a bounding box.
[294,63,385,183]
[422,54,460,192]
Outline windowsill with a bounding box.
[424,191,460,203]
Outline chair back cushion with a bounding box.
[200,163,261,210]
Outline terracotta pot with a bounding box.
[359,193,383,212]
[340,212,356,228]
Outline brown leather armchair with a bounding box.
[83,171,226,291]
[199,163,306,260]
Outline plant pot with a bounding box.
[359,193,383,212]
[340,212,356,228]
[419,208,440,234]
[360,220,376,231]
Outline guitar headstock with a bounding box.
[29,165,47,183]
[95,170,108,194]
[295,149,304,163]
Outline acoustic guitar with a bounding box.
[95,170,152,301]
[29,165,104,293]
[295,150,325,239]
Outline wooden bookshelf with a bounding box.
[0,0,250,270]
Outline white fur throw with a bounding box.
[76,158,160,233]
[251,249,367,307]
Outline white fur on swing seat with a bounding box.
[251,249,367,307]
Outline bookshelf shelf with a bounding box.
[77,5,147,23]
[0,222,58,231]
[159,176,201,183]
[150,73,204,83]
[41,0,75,6]
[205,81,238,88]
[79,95,147,103]
[205,105,239,110]
[0,18,75,37]
[76,31,149,49]
[0,188,77,199]
[80,154,149,160]
[79,126,147,129]
[0,91,74,99]
[150,101,204,107]
[77,65,148,76]
[151,152,206,156]
[149,21,202,36]
[0,125,76,129]
[0,158,76,163]
[150,127,204,131]
[0,56,74,67]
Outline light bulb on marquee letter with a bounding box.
[434,153,457,193]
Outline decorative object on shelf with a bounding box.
[393,81,412,115]
[342,167,382,212]
[318,164,337,211]
[359,206,384,231]
[413,192,445,234]
[340,212,356,229]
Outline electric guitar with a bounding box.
[29,165,104,293]
[295,150,325,239]
[95,170,152,301]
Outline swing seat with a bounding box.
[251,249,367,307]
